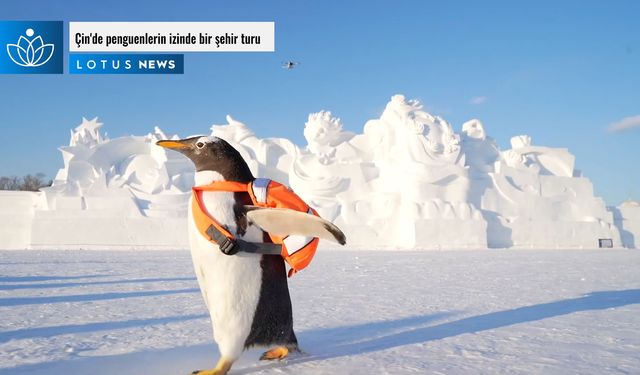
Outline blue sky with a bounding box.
[0,0,638,205]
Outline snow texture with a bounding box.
[0,249,639,374]
[0,96,638,250]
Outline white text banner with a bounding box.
[69,22,274,52]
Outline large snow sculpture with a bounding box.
[501,135,575,177]
[302,111,358,163]
[204,96,623,249]
[289,111,366,223]
[32,117,193,248]
[210,115,299,184]
[1,94,634,250]
[350,96,484,248]
[44,118,192,212]
[484,135,619,247]
[460,119,500,174]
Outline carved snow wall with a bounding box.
[0,95,634,250]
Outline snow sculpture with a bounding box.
[289,111,365,223]
[461,119,487,140]
[44,117,192,212]
[288,97,485,248]
[210,115,299,184]
[0,94,635,250]
[461,119,500,173]
[364,95,463,166]
[611,200,640,248]
[484,135,619,247]
[501,135,575,177]
[460,119,502,238]
[351,96,484,247]
[31,117,194,248]
[303,111,357,164]
[70,116,106,147]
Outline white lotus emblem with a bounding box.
[6,28,55,67]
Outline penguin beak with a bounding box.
[156,140,190,150]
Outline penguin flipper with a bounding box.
[244,206,346,245]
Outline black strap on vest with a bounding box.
[206,225,282,255]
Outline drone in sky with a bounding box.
[281,61,300,70]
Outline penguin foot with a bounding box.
[191,357,233,375]
[259,346,290,361]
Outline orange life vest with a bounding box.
[191,178,319,277]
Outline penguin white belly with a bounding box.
[188,190,263,360]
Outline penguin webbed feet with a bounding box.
[259,345,300,361]
[190,357,233,375]
[190,369,227,375]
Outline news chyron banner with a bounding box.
[0,21,274,74]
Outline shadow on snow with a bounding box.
[0,275,112,283]
[0,314,208,344]
[0,277,196,291]
[240,288,640,373]
[2,289,639,375]
[0,288,199,307]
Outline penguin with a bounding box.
[156,136,344,375]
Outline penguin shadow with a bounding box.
[236,289,640,374]
[0,276,196,290]
[234,312,453,374]
[0,287,199,307]
[0,313,207,344]
[0,274,112,283]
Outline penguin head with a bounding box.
[157,136,254,182]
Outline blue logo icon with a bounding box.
[0,21,62,74]
[7,28,55,67]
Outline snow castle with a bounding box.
[0,95,637,250]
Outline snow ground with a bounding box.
[0,249,639,375]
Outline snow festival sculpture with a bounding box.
[30,118,194,248]
[460,119,501,173]
[0,95,635,249]
[484,134,619,248]
[286,97,486,248]
[346,96,484,248]
[210,115,299,184]
[289,111,362,223]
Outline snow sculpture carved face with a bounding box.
[462,119,486,140]
[304,111,343,163]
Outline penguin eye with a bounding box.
[195,141,205,149]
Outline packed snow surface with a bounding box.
[1,249,639,374]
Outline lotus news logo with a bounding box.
[0,21,62,74]
[7,28,55,67]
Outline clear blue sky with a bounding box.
[0,0,638,205]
